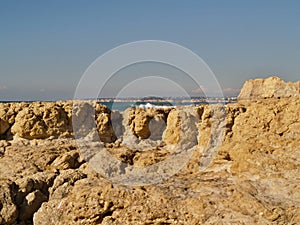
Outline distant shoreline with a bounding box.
[0,96,237,104]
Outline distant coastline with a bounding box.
[0,96,237,104]
[98,97,237,111]
[0,97,237,112]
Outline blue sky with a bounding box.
[1,0,300,100]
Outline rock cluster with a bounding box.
[11,102,71,139]
[0,77,299,224]
[0,101,118,143]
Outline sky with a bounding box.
[1,0,300,100]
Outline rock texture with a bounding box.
[162,109,180,145]
[0,77,299,224]
[128,107,169,140]
[0,102,27,137]
[10,102,72,139]
[238,76,300,100]
[0,101,118,142]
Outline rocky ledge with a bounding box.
[0,77,299,224]
[238,76,300,100]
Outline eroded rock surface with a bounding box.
[10,102,72,139]
[128,107,169,140]
[238,76,300,100]
[0,77,299,224]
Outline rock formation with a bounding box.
[0,77,299,224]
[238,76,300,100]
[9,102,72,139]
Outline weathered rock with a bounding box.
[238,76,300,100]
[0,118,10,135]
[0,140,10,157]
[42,103,71,137]
[148,116,166,140]
[95,103,117,143]
[49,169,87,199]
[15,172,56,201]
[50,150,81,170]
[162,109,180,144]
[11,108,48,139]
[72,101,117,142]
[0,103,25,136]
[0,77,300,224]
[129,108,169,139]
[130,107,152,139]
[72,101,96,139]
[110,110,124,138]
[0,180,18,225]
[10,102,72,139]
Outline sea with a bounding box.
[99,101,208,112]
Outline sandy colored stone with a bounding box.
[0,103,26,136]
[42,103,71,137]
[11,108,48,139]
[0,180,18,225]
[10,102,72,139]
[50,150,81,170]
[130,107,152,139]
[95,103,117,143]
[238,76,300,100]
[0,77,299,224]
[162,109,180,145]
[129,107,169,140]
[72,101,117,142]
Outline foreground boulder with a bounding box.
[11,102,72,139]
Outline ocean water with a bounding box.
[99,101,208,112]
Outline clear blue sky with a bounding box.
[1,0,300,100]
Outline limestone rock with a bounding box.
[95,103,117,143]
[15,172,56,200]
[0,103,26,136]
[0,118,10,135]
[162,109,180,144]
[50,150,81,170]
[72,101,116,142]
[42,103,71,137]
[11,108,48,139]
[0,140,10,157]
[72,101,96,139]
[130,108,152,139]
[0,180,18,225]
[10,102,71,139]
[148,116,166,140]
[238,76,300,100]
[0,77,300,224]
[129,108,169,139]
[110,110,124,138]
[49,169,87,199]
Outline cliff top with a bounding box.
[238,76,300,100]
